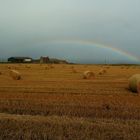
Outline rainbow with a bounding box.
[26,38,140,62]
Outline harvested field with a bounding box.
[0,64,140,140]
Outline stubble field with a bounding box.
[0,64,140,140]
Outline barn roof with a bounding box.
[8,57,32,60]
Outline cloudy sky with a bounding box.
[0,0,140,64]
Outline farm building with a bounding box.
[8,57,32,63]
[49,58,68,64]
[40,56,68,64]
[40,56,50,63]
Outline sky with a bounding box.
[0,0,140,64]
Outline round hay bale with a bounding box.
[72,68,77,73]
[49,65,54,69]
[10,70,21,80]
[45,66,49,70]
[14,66,18,70]
[83,71,95,79]
[7,66,11,69]
[129,74,140,94]
[103,69,107,73]
[105,66,110,69]
[98,71,103,75]
[25,65,30,69]
[98,69,107,75]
